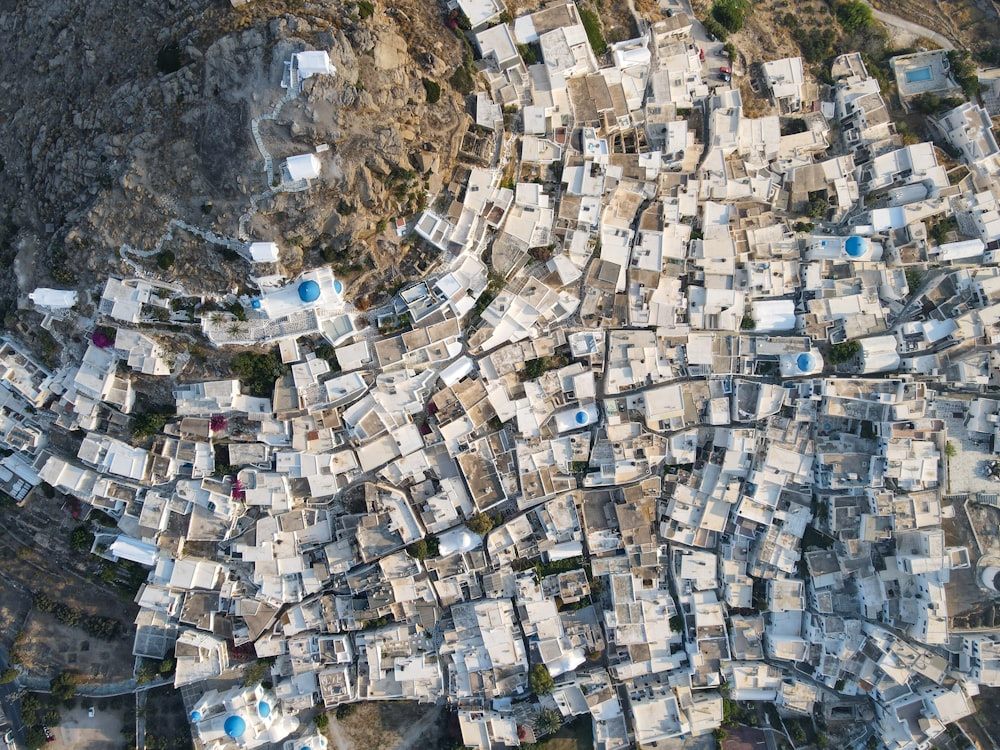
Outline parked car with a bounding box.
[698,47,705,61]
[88,706,95,718]
[720,66,732,74]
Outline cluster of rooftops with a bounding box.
[8,0,1000,748]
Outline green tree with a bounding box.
[314,712,330,729]
[533,707,561,735]
[0,668,17,684]
[828,340,860,364]
[948,50,981,99]
[50,670,79,701]
[24,727,47,750]
[805,195,829,219]
[406,539,429,560]
[522,357,551,380]
[466,512,495,536]
[242,658,273,687]
[836,1,875,32]
[712,0,749,33]
[70,525,94,552]
[945,441,957,458]
[131,411,170,439]
[529,663,554,695]
[156,250,175,271]
[232,349,287,398]
[407,535,440,560]
[904,268,923,295]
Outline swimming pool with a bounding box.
[905,66,933,83]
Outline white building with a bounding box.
[282,154,322,183]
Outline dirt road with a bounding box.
[866,3,954,49]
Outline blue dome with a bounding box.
[845,236,866,258]
[190,710,202,723]
[575,410,589,425]
[797,353,815,372]
[224,715,247,739]
[258,701,271,718]
[301,746,312,750]
[333,279,344,295]
[251,299,261,310]
[298,280,321,303]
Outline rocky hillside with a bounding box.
[0,0,470,324]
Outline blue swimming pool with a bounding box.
[905,67,933,83]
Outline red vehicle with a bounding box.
[720,66,732,74]
[699,48,705,61]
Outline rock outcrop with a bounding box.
[0,0,471,316]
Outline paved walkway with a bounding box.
[15,673,171,697]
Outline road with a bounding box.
[865,3,954,49]
[0,649,26,749]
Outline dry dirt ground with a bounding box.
[15,610,135,684]
[325,702,447,750]
[960,685,1000,750]
[51,704,128,750]
[0,492,138,682]
[941,501,998,619]
[688,0,993,78]
[870,0,996,48]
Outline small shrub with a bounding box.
[70,526,94,552]
[335,704,356,720]
[132,411,170,439]
[449,65,475,94]
[579,8,608,55]
[156,250,175,270]
[422,78,441,104]
[156,42,183,75]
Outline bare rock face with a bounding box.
[0,0,471,313]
